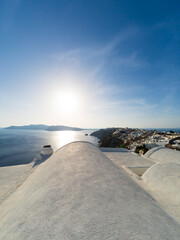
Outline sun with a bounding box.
[57,91,80,115]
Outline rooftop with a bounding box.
[0,142,179,239]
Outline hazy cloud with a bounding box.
[51,30,158,120]
[113,52,149,69]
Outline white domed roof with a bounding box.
[142,162,180,222]
[145,147,180,164]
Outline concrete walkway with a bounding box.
[100,147,154,167]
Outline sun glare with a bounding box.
[57,91,80,115]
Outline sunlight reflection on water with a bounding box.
[51,130,98,151]
[0,129,98,166]
[54,131,76,148]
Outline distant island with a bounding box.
[5,124,83,131]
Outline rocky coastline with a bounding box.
[91,128,180,153]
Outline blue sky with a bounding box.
[0,0,180,128]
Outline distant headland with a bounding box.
[5,124,83,131]
[91,127,180,153]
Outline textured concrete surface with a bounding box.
[0,142,180,240]
[0,163,33,202]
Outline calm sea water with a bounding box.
[144,128,180,132]
[0,129,98,167]
[1,128,179,167]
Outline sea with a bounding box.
[0,129,99,167]
[144,128,180,133]
[0,128,180,167]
